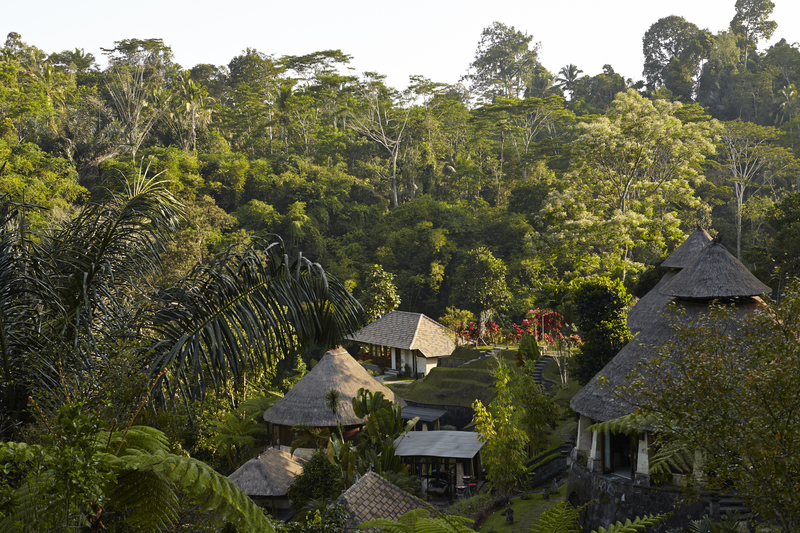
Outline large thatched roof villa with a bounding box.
[567,233,771,530]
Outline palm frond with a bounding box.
[150,238,363,402]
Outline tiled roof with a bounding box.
[346,311,456,358]
[337,472,432,532]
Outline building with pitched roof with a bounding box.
[567,236,771,531]
[263,346,405,452]
[336,472,433,532]
[346,311,456,377]
[228,447,303,516]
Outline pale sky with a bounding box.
[5,0,800,90]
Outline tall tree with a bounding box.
[466,22,540,101]
[347,72,412,207]
[718,120,793,259]
[544,89,719,278]
[731,0,778,67]
[456,247,510,340]
[555,64,583,99]
[642,16,711,95]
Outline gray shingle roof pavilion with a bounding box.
[346,311,456,359]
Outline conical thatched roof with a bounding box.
[346,311,456,358]
[263,347,405,427]
[659,242,771,299]
[336,472,432,532]
[627,271,676,336]
[228,447,303,497]
[660,226,713,269]
[573,235,770,422]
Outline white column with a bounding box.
[587,429,602,472]
[634,432,650,486]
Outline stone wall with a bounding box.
[566,460,706,532]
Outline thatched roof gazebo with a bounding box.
[228,447,303,516]
[263,346,405,451]
[569,239,770,488]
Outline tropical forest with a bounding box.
[1,0,800,531]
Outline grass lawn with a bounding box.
[478,486,566,533]
[387,349,518,407]
[387,350,582,448]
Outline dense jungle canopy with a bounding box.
[1,0,800,397]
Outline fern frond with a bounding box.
[592,513,666,533]
[147,451,276,532]
[102,425,171,455]
[415,516,474,533]
[649,440,693,480]
[586,414,648,436]
[107,468,180,532]
[528,502,581,533]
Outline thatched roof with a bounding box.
[628,227,712,334]
[660,226,712,269]
[262,347,405,427]
[659,242,771,299]
[346,311,456,359]
[228,447,303,497]
[573,238,769,422]
[337,472,432,532]
[627,271,676,336]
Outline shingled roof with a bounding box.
[336,472,432,532]
[346,311,456,359]
[228,447,303,497]
[263,346,405,427]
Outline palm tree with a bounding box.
[0,164,363,428]
[555,64,583,99]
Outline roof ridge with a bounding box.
[408,314,424,350]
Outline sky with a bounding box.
[5,0,800,90]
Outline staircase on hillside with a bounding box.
[532,354,555,393]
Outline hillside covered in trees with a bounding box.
[3,1,799,328]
